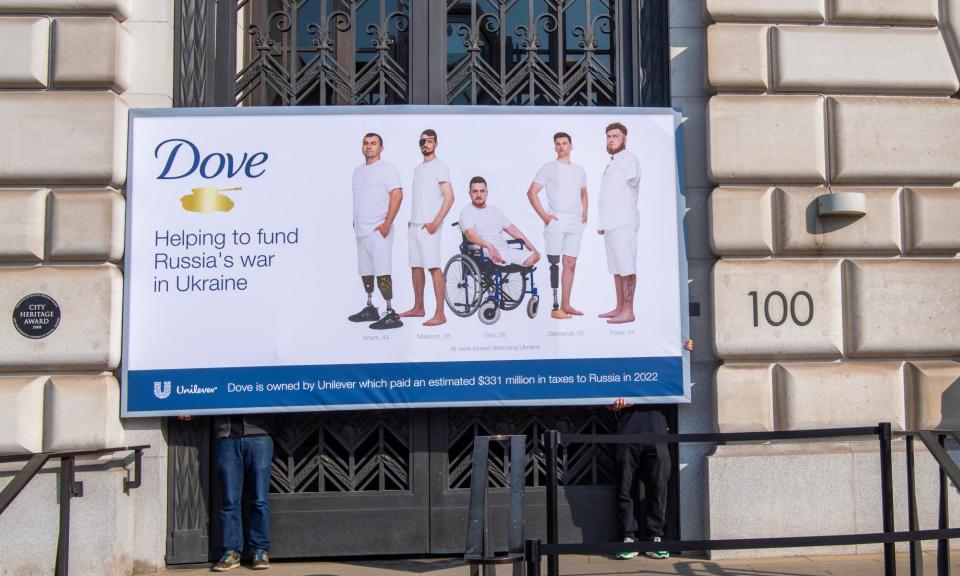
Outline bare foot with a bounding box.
[551,309,572,320]
[599,308,619,318]
[423,316,446,327]
[398,308,425,318]
[561,306,583,316]
[606,312,635,324]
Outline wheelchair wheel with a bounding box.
[498,272,526,311]
[478,300,501,325]
[444,255,482,317]
[527,295,539,319]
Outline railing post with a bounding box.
[937,433,951,576]
[55,456,78,576]
[906,435,923,576]
[879,422,896,576]
[509,436,525,576]
[465,436,493,576]
[465,436,525,575]
[124,447,144,493]
[544,430,559,576]
[525,539,541,576]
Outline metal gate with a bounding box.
[166,0,672,562]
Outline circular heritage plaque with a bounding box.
[12,293,61,339]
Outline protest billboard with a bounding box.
[122,107,690,416]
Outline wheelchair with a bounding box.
[443,222,540,324]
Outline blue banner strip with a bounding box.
[127,356,682,413]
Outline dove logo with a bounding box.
[154,138,269,180]
[154,381,172,400]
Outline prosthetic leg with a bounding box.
[348,275,381,322]
[548,255,571,319]
[370,275,403,329]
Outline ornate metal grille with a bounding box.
[446,407,617,489]
[174,0,215,106]
[174,0,662,107]
[165,418,211,564]
[236,0,411,106]
[445,0,625,106]
[271,410,411,493]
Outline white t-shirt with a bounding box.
[597,149,641,231]
[411,158,451,224]
[532,160,587,223]
[352,159,402,237]
[459,204,512,247]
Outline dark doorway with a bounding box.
[167,0,673,562]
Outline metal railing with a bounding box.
[464,435,526,576]
[0,445,149,576]
[464,424,960,576]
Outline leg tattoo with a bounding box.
[377,275,394,310]
[621,275,636,306]
[607,274,637,324]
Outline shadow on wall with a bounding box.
[804,197,864,235]
[938,375,960,430]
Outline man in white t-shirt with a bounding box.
[597,122,641,324]
[349,132,404,330]
[460,176,540,268]
[527,132,588,320]
[398,129,455,327]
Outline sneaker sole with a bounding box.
[211,564,240,572]
[615,553,638,560]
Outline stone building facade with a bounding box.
[0,1,172,574]
[0,0,957,574]
[699,0,960,557]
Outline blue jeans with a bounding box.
[217,435,273,554]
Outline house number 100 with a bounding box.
[748,291,814,327]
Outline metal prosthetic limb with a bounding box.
[362,275,375,306]
[548,255,560,310]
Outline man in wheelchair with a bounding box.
[459,176,540,268]
[445,176,541,323]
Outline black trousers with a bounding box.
[615,407,671,539]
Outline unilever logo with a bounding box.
[154,380,172,400]
[154,138,269,214]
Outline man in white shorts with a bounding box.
[460,176,540,269]
[597,122,641,324]
[527,132,588,320]
[350,132,404,330]
[398,129,454,327]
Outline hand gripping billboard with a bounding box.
[122,107,691,416]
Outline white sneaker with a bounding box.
[616,537,639,559]
[645,536,670,559]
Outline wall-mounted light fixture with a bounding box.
[817,191,866,217]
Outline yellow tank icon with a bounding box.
[180,187,240,213]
